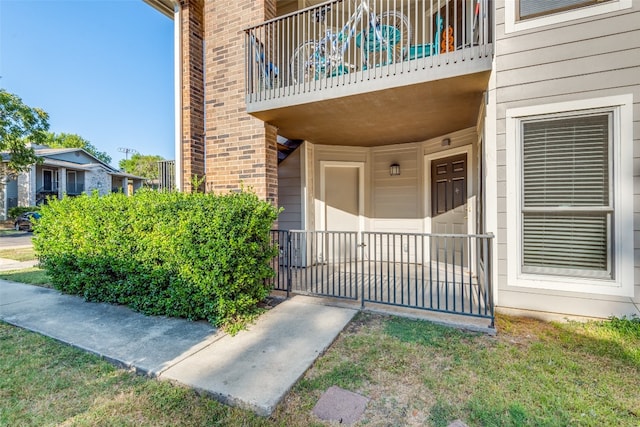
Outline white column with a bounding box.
[0,164,6,220]
[18,167,37,206]
[58,167,67,199]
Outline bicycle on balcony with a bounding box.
[249,34,279,90]
[290,0,411,83]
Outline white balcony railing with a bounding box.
[246,0,492,104]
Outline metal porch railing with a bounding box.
[36,185,59,205]
[246,0,492,103]
[66,183,85,195]
[269,229,495,327]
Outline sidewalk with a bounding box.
[0,258,39,271]
[0,230,37,271]
[0,280,357,416]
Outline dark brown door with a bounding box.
[431,153,467,218]
[431,153,468,266]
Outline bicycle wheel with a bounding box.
[290,41,322,84]
[256,60,269,90]
[363,11,412,68]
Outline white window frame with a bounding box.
[505,0,632,34]
[506,95,633,297]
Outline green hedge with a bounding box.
[33,190,279,329]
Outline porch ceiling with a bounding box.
[251,71,490,146]
[143,0,174,18]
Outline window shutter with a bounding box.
[523,214,608,271]
[518,0,603,19]
[523,115,609,207]
[521,114,611,276]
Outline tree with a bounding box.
[44,132,112,165]
[119,153,165,180]
[0,89,49,173]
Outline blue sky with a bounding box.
[0,0,174,167]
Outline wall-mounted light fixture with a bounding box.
[441,138,451,146]
[389,163,400,176]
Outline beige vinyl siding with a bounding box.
[303,127,479,235]
[497,68,639,104]
[371,145,420,220]
[493,1,640,315]
[278,148,303,230]
[369,145,423,235]
[499,11,638,54]
[497,31,640,70]
[422,127,477,156]
[499,51,639,88]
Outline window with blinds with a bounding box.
[521,113,612,278]
[517,0,611,20]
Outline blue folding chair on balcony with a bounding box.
[407,15,443,60]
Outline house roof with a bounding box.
[111,170,147,180]
[40,158,94,170]
[32,146,115,169]
[2,145,146,182]
[33,147,81,156]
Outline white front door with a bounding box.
[325,166,360,231]
[320,162,364,262]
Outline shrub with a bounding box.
[33,189,279,329]
[8,206,39,220]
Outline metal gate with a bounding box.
[269,230,494,326]
[270,230,359,300]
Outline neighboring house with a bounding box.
[145,0,639,320]
[0,145,145,219]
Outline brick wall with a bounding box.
[202,0,278,204]
[180,0,205,192]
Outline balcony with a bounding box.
[246,0,493,145]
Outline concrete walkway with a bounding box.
[0,230,33,249]
[0,258,39,271]
[0,230,38,271]
[0,280,357,416]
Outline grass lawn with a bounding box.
[0,267,50,286]
[0,247,37,261]
[0,322,267,427]
[1,312,638,426]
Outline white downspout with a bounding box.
[485,59,498,309]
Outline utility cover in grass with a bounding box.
[312,386,369,425]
